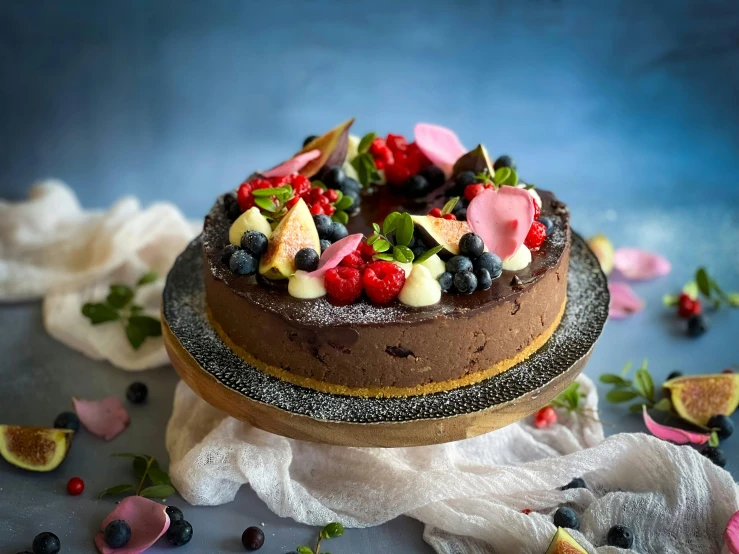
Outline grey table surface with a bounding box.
[1,0,738,552]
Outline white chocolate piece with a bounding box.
[392,261,413,278]
[342,161,359,182]
[399,265,441,307]
[346,134,360,162]
[518,183,542,209]
[229,207,272,246]
[288,270,326,299]
[419,254,445,279]
[502,244,532,271]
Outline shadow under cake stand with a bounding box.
[162,233,609,447]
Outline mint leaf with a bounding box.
[635,366,654,402]
[413,245,444,264]
[366,234,379,246]
[653,398,672,412]
[137,271,159,286]
[372,222,381,234]
[441,197,459,215]
[374,253,394,261]
[628,403,645,414]
[494,167,511,185]
[147,465,171,486]
[82,302,120,324]
[98,484,133,499]
[125,316,161,350]
[599,373,631,386]
[133,457,148,478]
[357,132,376,154]
[620,361,633,377]
[254,196,278,212]
[395,213,414,247]
[139,484,175,499]
[107,285,134,309]
[320,522,344,539]
[696,267,711,298]
[373,239,391,253]
[393,245,414,264]
[729,292,739,307]
[382,212,401,235]
[606,389,639,403]
[296,547,314,554]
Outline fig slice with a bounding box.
[451,143,494,177]
[544,527,587,554]
[0,425,73,472]
[664,373,739,427]
[410,215,473,256]
[295,119,355,177]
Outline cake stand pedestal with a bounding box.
[162,233,609,448]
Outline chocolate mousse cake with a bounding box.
[202,121,570,397]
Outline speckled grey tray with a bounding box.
[163,233,608,424]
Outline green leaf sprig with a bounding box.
[306,181,354,225]
[664,267,739,310]
[549,382,604,424]
[350,132,381,188]
[296,522,345,554]
[475,167,519,187]
[600,360,672,414]
[99,453,175,500]
[252,184,295,225]
[82,271,162,350]
[367,211,416,263]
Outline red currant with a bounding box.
[428,207,442,218]
[678,293,701,318]
[533,406,557,429]
[464,184,485,201]
[309,204,325,216]
[309,187,325,201]
[442,213,457,220]
[326,189,339,202]
[67,477,85,496]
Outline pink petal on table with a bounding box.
[307,233,364,278]
[94,496,171,554]
[261,150,321,178]
[73,397,130,441]
[613,248,671,280]
[467,187,534,260]
[725,510,739,554]
[642,405,710,445]
[414,123,466,177]
[608,282,644,319]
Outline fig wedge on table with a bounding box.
[544,527,587,554]
[296,118,354,177]
[0,425,73,472]
[664,373,739,427]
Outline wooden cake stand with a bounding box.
[162,233,608,447]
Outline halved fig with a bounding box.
[296,119,355,177]
[0,425,73,472]
[664,373,739,427]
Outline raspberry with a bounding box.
[310,204,325,216]
[369,137,394,170]
[678,294,701,318]
[237,182,255,211]
[532,197,541,220]
[326,189,339,203]
[464,184,485,201]
[524,221,546,249]
[386,133,408,153]
[533,406,557,429]
[385,155,413,186]
[251,178,271,190]
[286,196,300,209]
[290,174,311,197]
[340,249,367,271]
[406,142,429,174]
[442,213,457,220]
[325,266,363,304]
[358,241,376,261]
[363,261,406,304]
[428,207,442,217]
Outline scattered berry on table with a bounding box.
[438,272,454,292]
[32,532,60,554]
[707,414,734,440]
[524,221,547,249]
[323,165,346,189]
[678,293,701,318]
[320,239,332,253]
[464,184,485,201]
[340,250,367,271]
[242,526,265,551]
[328,222,349,243]
[553,506,580,530]
[419,164,445,189]
[302,135,317,147]
[723,368,736,374]
[53,411,80,432]
[363,261,406,304]
[446,256,473,274]
[126,382,148,404]
[453,271,477,294]
[459,233,484,259]
[313,215,333,240]
[166,520,193,546]
[325,267,363,304]
[166,506,185,523]
[294,248,320,272]
[534,406,557,429]
[104,520,132,548]
[606,525,634,548]
[428,207,442,218]
[473,252,503,279]
[229,250,258,276]
[701,445,726,467]
[476,268,493,291]
[221,244,240,265]
[66,477,84,495]
[538,216,554,236]
[521,509,532,515]
[404,174,430,197]
[493,154,516,171]
[559,477,587,491]
[241,231,269,258]
[687,314,708,337]
[666,371,683,381]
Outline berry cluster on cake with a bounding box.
[202,120,570,397]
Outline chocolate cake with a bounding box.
[202,121,570,397]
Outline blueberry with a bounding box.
[323,165,346,189]
[687,314,708,337]
[229,250,258,275]
[493,155,516,171]
[328,222,349,243]
[454,271,477,294]
[459,233,484,259]
[475,268,492,291]
[559,477,587,490]
[242,526,265,551]
[606,525,634,548]
[453,206,467,221]
[412,246,427,258]
[241,231,268,257]
[166,505,184,523]
[126,382,148,404]
[302,135,317,147]
[53,411,80,432]
[32,532,60,554]
[419,165,445,189]
[320,239,332,253]
[454,170,477,191]
[404,175,430,197]
[438,272,454,292]
[538,216,554,236]
[313,214,334,240]
[707,415,734,440]
[295,248,320,272]
[167,520,193,546]
[553,506,579,530]
[446,255,473,274]
[473,252,503,279]
[223,192,242,222]
[666,370,683,381]
[701,445,726,467]
[340,177,361,195]
[221,244,239,265]
[104,520,131,548]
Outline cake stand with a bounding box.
[162,233,609,447]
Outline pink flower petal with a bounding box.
[642,405,710,445]
[94,496,171,554]
[414,123,466,178]
[613,248,671,280]
[73,397,130,441]
[262,150,321,178]
[466,187,534,260]
[608,282,645,319]
[725,510,739,554]
[307,234,364,278]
